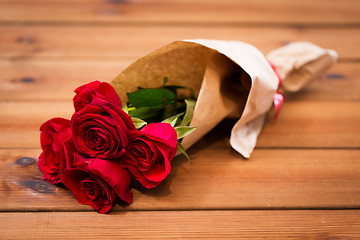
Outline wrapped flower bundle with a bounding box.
[39,39,337,213]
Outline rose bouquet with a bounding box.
[39,39,337,213]
[39,81,195,213]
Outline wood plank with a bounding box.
[0,1,358,239]
[0,101,359,149]
[0,101,73,149]
[0,58,130,101]
[0,210,359,239]
[0,60,358,101]
[258,101,360,148]
[1,146,359,211]
[0,26,359,59]
[0,0,359,25]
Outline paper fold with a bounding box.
[267,41,338,92]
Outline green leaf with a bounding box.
[177,142,191,163]
[162,104,177,120]
[180,99,196,126]
[174,126,196,139]
[131,117,147,129]
[128,107,162,121]
[127,88,176,108]
[163,77,168,86]
[122,103,129,114]
[162,112,184,127]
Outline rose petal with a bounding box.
[141,123,178,147]
[73,81,122,112]
[88,159,133,204]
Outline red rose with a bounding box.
[61,154,133,214]
[38,118,75,184]
[124,123,177,188]
[73,81,122,112]
[71,98,135,159]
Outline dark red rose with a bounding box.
[61,154,133,214]
[73,81,122,112]
[38,118,75,184]
[71,98,135,159]
[124,123,177,188]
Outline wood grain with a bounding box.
[1,0,359,25]
[0,210,359,239]
[0,61,358,101]
[1,26,359,59]
[258,101,360,148]
[1,146,359,211]
[285,62,360,101]
[0,58,129,101]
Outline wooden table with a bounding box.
[1,0,359,239]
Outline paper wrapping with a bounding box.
[112,39,337,158]
[267,41,338,92]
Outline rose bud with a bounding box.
[71,98,135,159]
[61,154,133,214]
[73,81,122,112]
[38,118,75,184]
[124,122,178,188]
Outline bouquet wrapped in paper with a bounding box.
[112,39,337,158]
[38,39,337,213]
